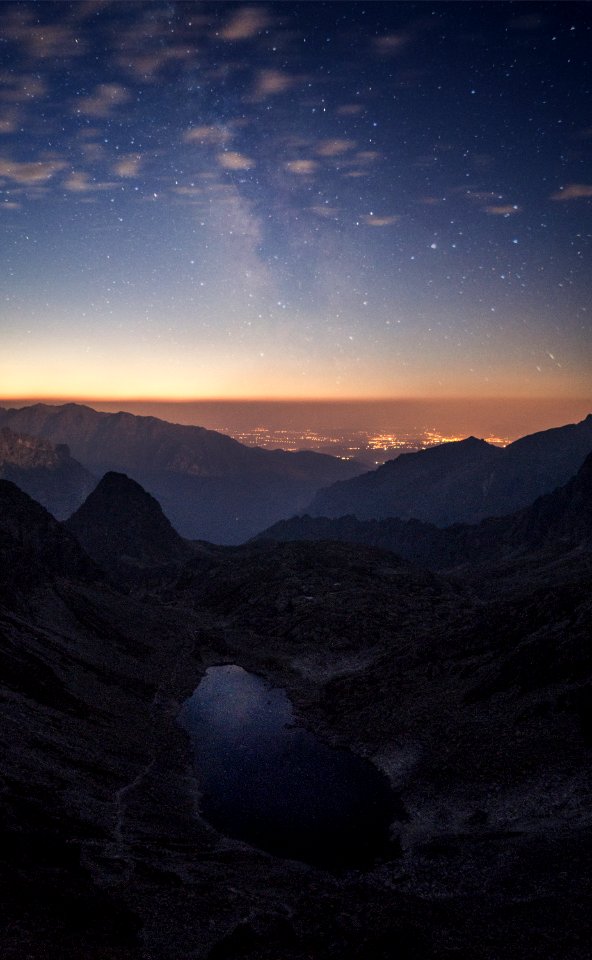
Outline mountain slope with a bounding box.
[65,471,195,577]
[308,415,592,526]
[0,427,96,519]
[0,403,364,542]
[257,450,592,570]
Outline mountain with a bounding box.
[0,403,364,542]
[0,478,101,603]
[308,415,592,526]
[0,426,96,519]
[257,450,592,571]
[65,471,195,579]
[1,481,591,957]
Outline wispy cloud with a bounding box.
[219,6,270,41]
[550,183,592,201]
[0,158,66,184]
[316,139,357,158]
[64,171,115,192]
[218,151,255,171]
[1,10,84,59]
[483,204,521,216]
[336,104,363,116]
[0,111,19,134]
[118,47,194,80]
[310,205,340,219]
[373,33,408,56]
[285,159,318,175]
[112,155,142,178]
[0,73,46,103]
[184,125,233,146]
[75,83,130,118]
[250,68,297,100]
[361,214,400,227]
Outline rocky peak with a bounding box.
[65,471,194,575]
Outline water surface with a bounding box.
[178,664,397,868]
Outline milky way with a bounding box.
[1,1,591,400]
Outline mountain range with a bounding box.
[307,414,592,525]
[258,448,592,573]
[0,403,363,542]
[1,433,591,957]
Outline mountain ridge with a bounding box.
[257,449,592,571]
[307,413,592,525]
[0,402,364,542]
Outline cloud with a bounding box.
[113,155,142,178]
[0,112,18,134]
[183,125,232,146]
[483,204,521,216]
[336,104,363,116]
[217,151,255,170]
[219,6,270,40]
[374,33,407,56]
[75,83,130,118]
[0,73,46,103]
[310,205,340,219]
[250,68,296,100]
[316,139,357,157]
[0,158,66,184]
[285,159,318,175]
[550,183,592,201]
[64,171,115,192]
[118,47,194,80]
[0,9,84,59]
[361,214,400,227]
[79,140,106,162]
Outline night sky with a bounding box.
[1,1,591,402]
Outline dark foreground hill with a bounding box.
[0,402,363,542]
[308,414,592,525]
[0,426,95,519]
[1,478,591,958]
[65,471,195,579]
[257,449,592,571]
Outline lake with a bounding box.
[178,664,398,868]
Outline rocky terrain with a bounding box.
[0,403,364,542]
[308,414,592,525]
[0,426,95,519]
[1,465,591,958]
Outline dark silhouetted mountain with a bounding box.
[0,403,364,542]
[0,426,96,519]
[0,478,102,601]
[257,450,592,570]
[309,434,501,525]
[65,471,194,577]
[308,415,592,525]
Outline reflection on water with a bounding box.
[178,664,397,868]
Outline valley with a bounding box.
[1,405,591,958]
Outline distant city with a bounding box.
[208,425,511,466]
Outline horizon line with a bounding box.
[2,395,592,406]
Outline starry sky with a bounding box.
[1,0,591,402]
